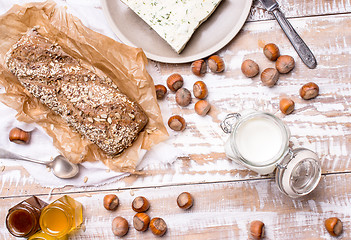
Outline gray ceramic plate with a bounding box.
[101,0,252,63]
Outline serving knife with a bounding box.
[259,0,317,69]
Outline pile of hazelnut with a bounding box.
[155,55,225,132]
[104,192,194,237]
[106,193,342,238]
[241,43,319,115]
[249,217,343,239]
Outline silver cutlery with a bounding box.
[259,0,317,69]
[0,148,79,179]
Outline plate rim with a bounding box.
[100,0,253,63]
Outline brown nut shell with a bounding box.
[150,217,167,236]
[191,59,207,76]
[132,196,150,213]
[275,55,295,74]
[168,115,186,131]
[300,82,319,100]
[249,220,265,240]
[133,213,150,232]
[279,98,295,115]
[9,128,31,144]
[167,73,184,92]
[263,43,280,61]
[325,217,343,236]
[193,81,208,99]
[194,100,211,116]
[241,59,259,78]
[155,84,167,99]
[177,192,194,210]
[208,55,225,73]
[261,68,279,87]
[103,194,119,211]
[112,216,129,237]
[175,88,192,107]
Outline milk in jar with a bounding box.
[234,116,284,164]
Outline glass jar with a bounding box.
[6,196,48,238]
[39,195,83,238]
[28,231,68,240]
[221,110,321,198]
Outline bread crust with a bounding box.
[5,28,148,156]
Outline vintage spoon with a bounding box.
[0,148,79,179]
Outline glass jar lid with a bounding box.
[275,148,321,198]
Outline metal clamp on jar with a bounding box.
[221,110,321,198]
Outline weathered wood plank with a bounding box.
[1,13,350,197]
[0,1,350,239]
[1,173,350,239]
[152,12,351,176]
[248,0,351,21]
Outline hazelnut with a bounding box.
[279,98,295,115]
[9,127,31,144]
[168,115,186,131]
[133,213,150,232]
[241,59,259,78]
[150,217,167,236]
[167,73,183,92]
[155,84,167,99]
[193,81,208,99]
[325,217,343,237]
[175,88,192,107]
[103,194,119,211]
[194,100,211,116]
[208,55,225,73]
[263,43,280,61]
[112,216,129,237]
[132,196,150,213]
[275,55,295,73]
[191,59,207,76]
[177,192,193,210]
[261,68,279,87]
[249,220,265,240]
[299,82,319,100]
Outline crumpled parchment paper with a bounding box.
[0,0,169,172]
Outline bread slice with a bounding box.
[5,28,148,156]
[120,0,223,54]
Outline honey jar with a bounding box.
[28,231,68,240]
[6,196,48,238]
[221,110,321,198]
[39,195,83,238]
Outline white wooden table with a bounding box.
[1,0,351,239]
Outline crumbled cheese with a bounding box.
[120,0,223,53]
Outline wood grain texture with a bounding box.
[1,10,351,199]
[153,12,351,173]
[248,0,351,21]
[1,173,350,239]
[0,1,350,239]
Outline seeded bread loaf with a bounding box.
[5,28,148,156]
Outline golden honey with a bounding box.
[39,195,83,238]
[28,231,68,240]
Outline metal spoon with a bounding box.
[0,148,79,179]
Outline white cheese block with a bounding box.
[120,0,223,54]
